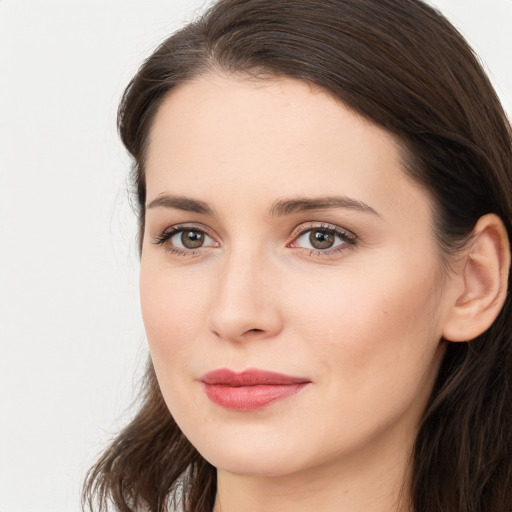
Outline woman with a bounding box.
[83,0,512,511]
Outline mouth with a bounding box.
[199,368,311,411]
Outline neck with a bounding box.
[212,432,414,512]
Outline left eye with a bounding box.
[292,228,350,251]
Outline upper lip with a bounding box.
[200,368,311,386]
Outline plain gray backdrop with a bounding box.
[0,1,510,511]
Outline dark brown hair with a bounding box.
[83,1,512,511]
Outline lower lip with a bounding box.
[203,383,308,411]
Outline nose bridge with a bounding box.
[208,242,282,341]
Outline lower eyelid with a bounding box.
[152,223,356,257]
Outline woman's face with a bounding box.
[141,74,457,478]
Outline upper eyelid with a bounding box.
[289,221,356,239]
[160,222,215,237]
[151,223,218,246]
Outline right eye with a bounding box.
[172,229,209,249]
[152,225,218,254]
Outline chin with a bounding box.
[187,427,311,478]
[205,451,302,478]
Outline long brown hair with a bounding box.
[83,1,512,511]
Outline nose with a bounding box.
[207,248,283,342]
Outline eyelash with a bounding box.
[289,223,357,256]
[151,222,357,257]
[152,224,217,257]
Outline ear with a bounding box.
[442,214,510,342]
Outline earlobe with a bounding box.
[442,214,510,342]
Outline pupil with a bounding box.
[310,230,334,249]
[182,230,204,249]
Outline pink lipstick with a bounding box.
[200,369,310,411]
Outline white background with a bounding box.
[0,1,510,511]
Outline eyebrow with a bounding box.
[269,196,380,217]
[146,194,379,218]
[146,195,214,215]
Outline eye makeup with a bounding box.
[152,223,219,256]
[151,220,357,259]
[288,222,357,257]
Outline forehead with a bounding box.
[145,73,431,225]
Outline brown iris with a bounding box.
[181,230,204,249]
[309,230,335,249]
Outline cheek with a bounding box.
[287,255,444,387]
[139,260,208,363]
[280,257,446,453]
[139,260,213,421]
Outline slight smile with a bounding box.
[200,369,312,411]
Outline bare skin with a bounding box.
[140,73,509,512]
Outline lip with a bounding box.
[199,368,311,411]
